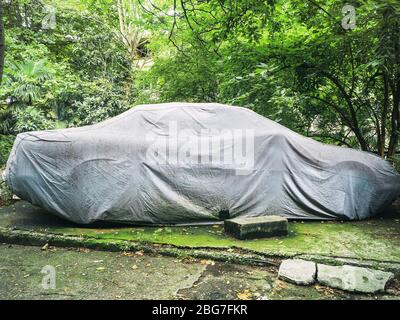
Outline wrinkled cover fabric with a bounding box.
[5,103,400,224]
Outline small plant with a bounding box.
[0,135,14,166]
[388,155,400,174]
[0,168,12,207]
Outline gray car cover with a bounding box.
[5,102,400,224]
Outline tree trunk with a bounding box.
[388,79,400,156]
[0,1,5,84]
[379,72,389,157]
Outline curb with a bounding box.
[1,226,399,274]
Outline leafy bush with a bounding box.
[0,166,13,207]
[0,179,13,207]
[0,135,15,206]
[0,1,133,135]
[13,107,55,133]
[0,135,15,167]
[73,95,129,126]
[70,80,132,126]
[388,155,400,174]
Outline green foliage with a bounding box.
[0,180,12,207]
[13,106,55,132]
[388,155,400,173]
[70,80,131,125]
[0,0,133,134]
[2,59,53,105]
[135,47,219,104]
[136,0,400,156]
[1,0,400,158]
[0,135,14,167]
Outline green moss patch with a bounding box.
[0,201,399,265]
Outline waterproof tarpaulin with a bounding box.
[5,103,400,224]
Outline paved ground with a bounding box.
[0,244,399,300]
[1,201,400,299]
[0,201,400,269]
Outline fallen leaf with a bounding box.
[237,290,252,300]
[131,265,138,270]
[200,259,215,266]
[275,281,288,291]
[121,251,134,257]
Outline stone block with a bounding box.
[224,216,288,240]
[278,259,317,285]
[317,264,394,293]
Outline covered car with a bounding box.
[5,102,400,224]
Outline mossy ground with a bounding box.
[0,201,399,267]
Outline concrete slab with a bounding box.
[224,216,288,239]
[278,259,316,285]
[0,243,206,299]
[317,264,394,293]
[1,244,398,300]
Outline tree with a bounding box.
[0,0,135,134]
[141,0,400,157]
[5,59,52,106]
[0,1,4,84]
[85,0,152,69]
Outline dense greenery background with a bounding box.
[0,0,400,168]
